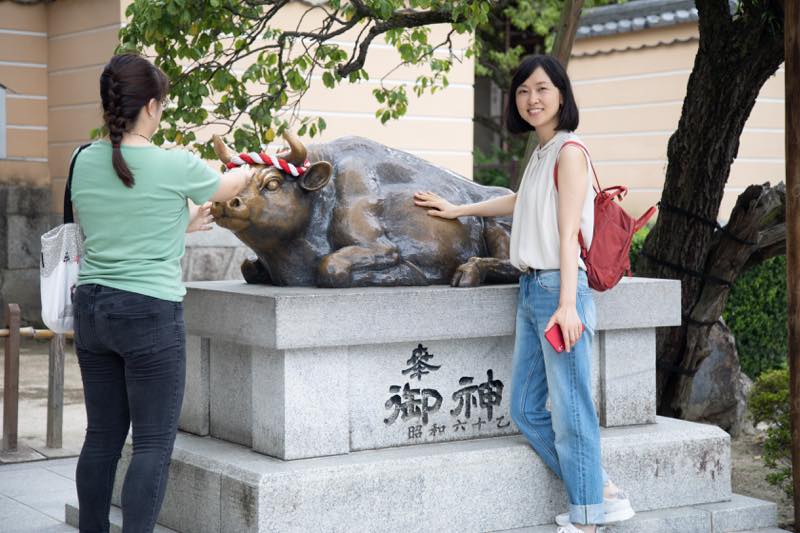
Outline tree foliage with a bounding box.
[118,0,501,158]
[749,367,792,497]
[724,256,787,379]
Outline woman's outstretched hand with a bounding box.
[187,201,214,233]
[413,191,462,219]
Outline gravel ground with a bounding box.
[732,429,794,531]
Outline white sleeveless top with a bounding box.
[509,130,596,271]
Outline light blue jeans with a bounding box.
[510,269,606,525]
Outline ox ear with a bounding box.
[299,161,332,192]
[211,134,235,165]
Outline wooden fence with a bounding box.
[1,303,70,454]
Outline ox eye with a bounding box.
[265,179,280,191]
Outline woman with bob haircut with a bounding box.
[414,55,635,532]
[70,53,253,532]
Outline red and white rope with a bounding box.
[225,151,310,176]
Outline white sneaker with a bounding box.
[557,524,602,533]
[555,487,635,526]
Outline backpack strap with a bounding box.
[553,140,597,258]
[554,140,602,193]
[634,205,658,232]
[63,143,92,224]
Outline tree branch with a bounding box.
[336,7,468,77]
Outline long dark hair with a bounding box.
[506,54,579,134]
[99,54,169,187]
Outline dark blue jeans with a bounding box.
[73,284,186,533]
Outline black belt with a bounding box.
[520,267,558,275]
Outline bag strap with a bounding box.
[63,143,92,224]
[634,205,658,232]
[600,185,628,203]
[554,140,602,193]
[552,140,596,258]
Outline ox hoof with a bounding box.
[451,260,482,287]
[317,256,352,288]
[241,258,271,284]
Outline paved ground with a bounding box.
[0,338,791,532]
[0,338,84,531]
[0,457,77,531]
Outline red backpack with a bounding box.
[554,141,656,292]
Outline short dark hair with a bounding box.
[505,55,579,134]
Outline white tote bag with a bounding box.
[40,144,90,333]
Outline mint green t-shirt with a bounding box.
[72,141,221,302]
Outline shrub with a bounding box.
[473,146,515,189]
[629,225,650,274]
[723,256,787,378]
[748,367,792,497]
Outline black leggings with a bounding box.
[73,284,185,533]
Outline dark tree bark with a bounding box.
[636,0,785,416]
[670,182,785,416]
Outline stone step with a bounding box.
[107,417,731,532]
[65,501,177,532]
[65,495,782,533]
[736,527,791,533]
[494,494,778,532]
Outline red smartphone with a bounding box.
[545,323,585,353]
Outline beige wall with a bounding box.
[0,0,123,205]
[569,22,784,221]
[0,1,49,186]
[47,0,125,213]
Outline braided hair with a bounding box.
[99,54,169,188]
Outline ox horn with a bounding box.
[212,134,235,165]
[281,130,307,165]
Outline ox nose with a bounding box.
[228,197,243,209]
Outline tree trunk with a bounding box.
[670,183,785,415]
[636,0,785,415]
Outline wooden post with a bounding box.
[46,334,65,449]
[2,304,20,452]
[786,0,800,526]
[513,0,585,190]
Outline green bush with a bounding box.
[748,367,792,497]
[723,256,787,378]
[629,225,650,274]
[473,146,514,189]
[473,136,528,190]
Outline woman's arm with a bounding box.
[545,144,589,353]
[210,165,253,203]
[413,191,517,219]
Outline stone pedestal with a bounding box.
[177,278,676,460]
[64,278,786,532]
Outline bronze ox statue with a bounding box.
[209,132,521,288]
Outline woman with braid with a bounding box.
[70,54,253,532]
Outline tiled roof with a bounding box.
[577,0,700,39]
